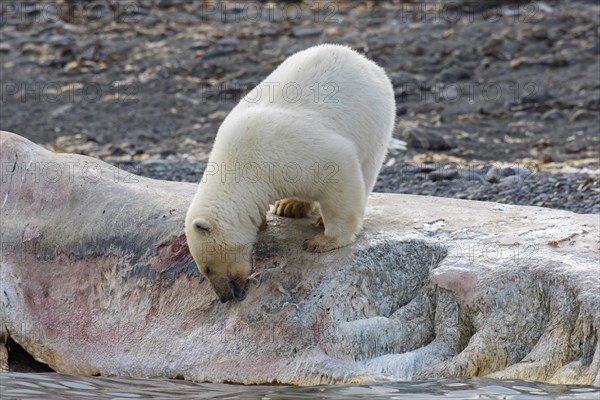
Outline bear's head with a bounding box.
[185,216,251,303]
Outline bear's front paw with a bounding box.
[272,198,311,218]
[302,234,339,253]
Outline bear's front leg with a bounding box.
[302,208,362,253]
[303,157,366,252]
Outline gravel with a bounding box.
[1,0,598,215]
[109,159,600,215]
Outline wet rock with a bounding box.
[402,126,453,151]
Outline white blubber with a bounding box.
[185,44,396,302]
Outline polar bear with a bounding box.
[185,44,395,302]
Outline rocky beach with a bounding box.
[1,0,598,213]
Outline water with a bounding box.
[1,373,599,399]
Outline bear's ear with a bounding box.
[192,218,212,234]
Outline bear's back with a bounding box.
[238,45,393,121]
[216,44,396,195]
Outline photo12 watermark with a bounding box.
[1,81,138,104]
[1,160,140,185]
[200,81,339,105]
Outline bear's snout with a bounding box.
[217,279,247,303]
[229,280,246,301]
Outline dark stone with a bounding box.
[419,164,437,173]
[439,67,471,82]
[217,38,240,47]
[429,169,460,181]
[157,0,182,8]
[565,142,589,154]
[485,167,502,183]
[402,126,453,151]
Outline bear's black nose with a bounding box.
[229,280,246,301]
[219,295,231,303]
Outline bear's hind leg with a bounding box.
[272,198,313,218]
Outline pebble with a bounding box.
[45,34,73,47]
[50,104,75,118]
[569,109,596,122]
[565,142,589,154]
[500,175,523,185]
[388,137,408,151]
[0,42,11,53]
[217,38,240,47]
[486,166,533,182]
[486,167,501,183]
[503,166,534,178]
[514,111,534,120]
[439,67,471,83]
[291,27,322,37]
[190,41,210,50]
[542,109,565,121]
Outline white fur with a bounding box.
[185,44,395,300]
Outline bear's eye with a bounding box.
[204,266,211,276]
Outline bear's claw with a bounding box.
[272,198,311,218]
[314,217,324,229]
